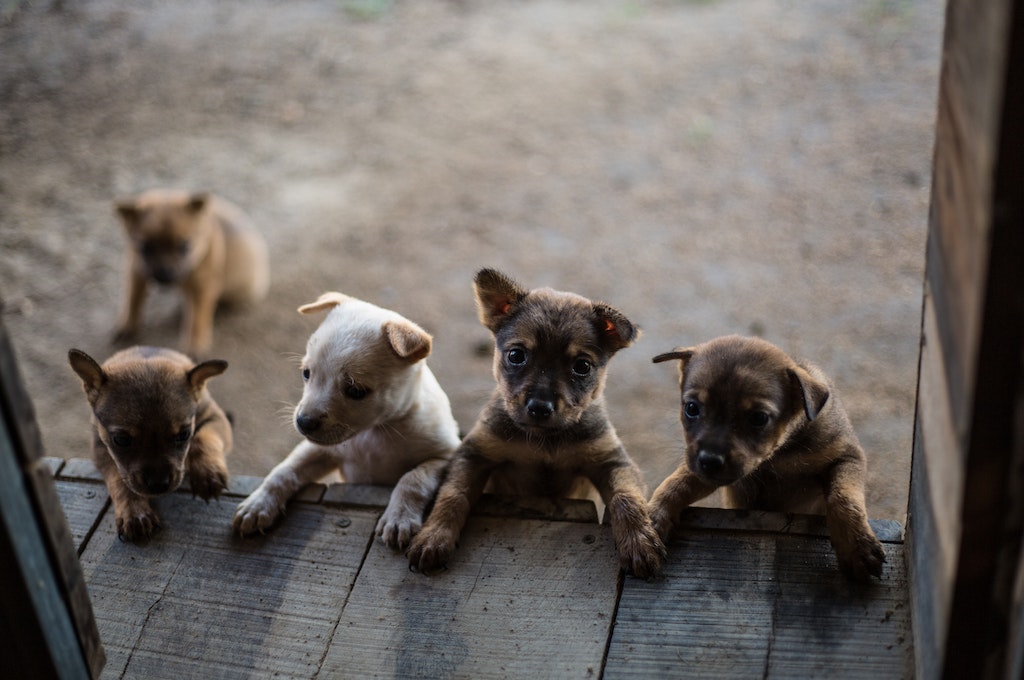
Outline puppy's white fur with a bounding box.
[233,292,460,548]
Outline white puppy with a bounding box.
[232,292,460,549]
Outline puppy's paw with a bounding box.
[233,489,286,536]
[618,522,666,580]
[406,524,457,574]
[190,464,228,502]
[116,506,161,543]
[834,531,886,583]
[376,510,422,551]
[648,503,676,545]
[610,495,666,579]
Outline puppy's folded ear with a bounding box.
[473,268,528,332]
[298,292,352,315]
[594,304,638,352]
[68,349,106,401]
[384,320,432,363]
[652,347,695,380]
[187,359,229,395]
[788,366,830,421]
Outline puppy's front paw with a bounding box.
[376,510,422,551]
[618,522,666,580]
[610,495,666,579]
[648,502,676,546]
[190,464,228,502]
[834,531,886,583]
[406,524,457,574]
[233,489,286,536]
[116,504,161,543]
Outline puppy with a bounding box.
[113,189,270,356]
[232,292,460,549]
[68,346,232,542]
[648,335,886,582]
[406,269,665,578]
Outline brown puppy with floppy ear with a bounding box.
[648,335,885,582]
[114,189,270,357]
[406,268,665,578]
[68,346,232,542]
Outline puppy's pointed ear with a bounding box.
[473,268,528,333]
[298,292,352,315]
[187,359,228,395]
[68,349,106,401]
[594,304,638,352]
[115,199,142,232]
[787,366,830,421]
[652,347,696,380]
[187,192,211,214]
[383,320,432,363]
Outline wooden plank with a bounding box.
[606,531,912,679]
[53,480,108,554]
[78,492,377,679]
[325,515,619,678]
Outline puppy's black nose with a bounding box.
[153,268,175,285]
[295,413,321,434]
[697,450,727,476]
[526,398,555,421]
[143,469,173,494]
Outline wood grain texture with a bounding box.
[77,491,376,679]
[325,515,619,679]
[54,479,108,553]
[605,531,912,679]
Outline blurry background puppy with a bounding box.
[68,345,232,542]
[407,268,664,578]
[233,292,460,550]
[649,335,885,582]
[114,189,270,357]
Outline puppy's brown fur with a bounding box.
[114,189,270,356]
[648,335,885,581]
[69,346,232,542]
[406,269,665,578]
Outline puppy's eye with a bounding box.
[571,358,592,377]
[110,431,133,448]
[301,367,311,381]
[173,426,193,444]
[683,401,702,421]
[506,348,528,366]
[345,384,370,400]
[749,411,771,429]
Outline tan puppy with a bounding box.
[233,292,460,549]
[68,346,232,542]
[406,269,665,578]
[114,189,270,356]
[649,335,885,582]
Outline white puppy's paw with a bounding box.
[232,489,286,536]
[375,506,422,550]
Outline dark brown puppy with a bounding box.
[406,268,664,578]
[648,335,885,582]
[69,346,232,542]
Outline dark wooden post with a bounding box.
[908,0,1024,677]
[0,312,104,678]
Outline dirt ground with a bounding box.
[0,0,943,523]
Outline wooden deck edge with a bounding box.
[47,457,904,541]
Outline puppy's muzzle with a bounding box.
[526,397,555,422]
[696,449,727,477]
[140,466,174,495]
[295,412,322,436]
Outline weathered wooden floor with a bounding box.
[50,458,913,679]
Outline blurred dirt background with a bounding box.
[0,0,943,522]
